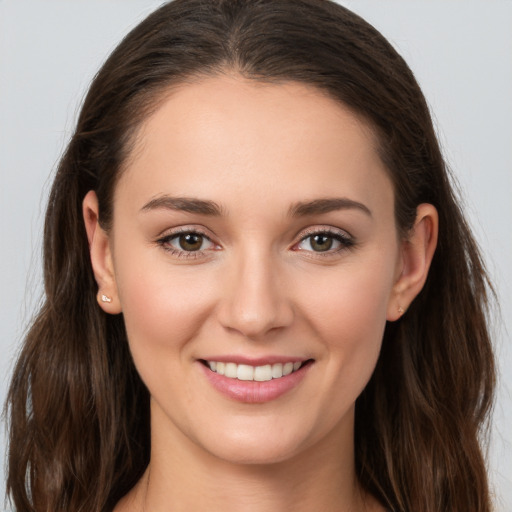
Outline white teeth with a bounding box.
[237,364,254,381]
[283,362,294,376]
[254,364,272,382]
[206,360,305,381]
[225,362,237,378]
[271,363,283,378]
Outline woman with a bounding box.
[5,1,496,511]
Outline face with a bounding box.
[99,76,406,465]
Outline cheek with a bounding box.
[303,256,394,336]
[298,254,396,382]
[114,257,217,367]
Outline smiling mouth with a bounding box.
[201,360,312,382]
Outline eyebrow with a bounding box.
[140,195,371,218]
[140,196,223,216]
[288,198,372,217]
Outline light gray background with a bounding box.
[1,1,511,510]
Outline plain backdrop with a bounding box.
[1,1,511,510]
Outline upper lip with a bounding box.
[199,355,311,366]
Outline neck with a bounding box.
[116,406,381,512]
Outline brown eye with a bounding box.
[178,233,204,251]
[159,230,216,254]
[296,230,353,254]
[310,234,333,252]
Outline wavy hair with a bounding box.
[5,1,495,511]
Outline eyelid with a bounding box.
[155,225,221,258]
[292,225,355,255]
[296,225,353,240]
[155,224,214,239]
[155,224,354,260]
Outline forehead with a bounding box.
[116,75,393,216]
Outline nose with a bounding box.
[217,248,294,339]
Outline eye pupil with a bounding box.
[179,233,203,251]
[311,234,333,252]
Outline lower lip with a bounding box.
[199,362,312,403]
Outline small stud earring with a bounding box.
[101,294,112,303]
[398,306,404,315]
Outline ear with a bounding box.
[83,190,122,314]
[387,203,438,321]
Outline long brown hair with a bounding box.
[5,1,495,511]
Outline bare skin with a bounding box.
[84,74,437,512]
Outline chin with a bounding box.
[207,440,302,466]
[194,420,320,467]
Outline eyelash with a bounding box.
[156,227,217,260]
[293,227,355,257]
[156,226,355,260]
